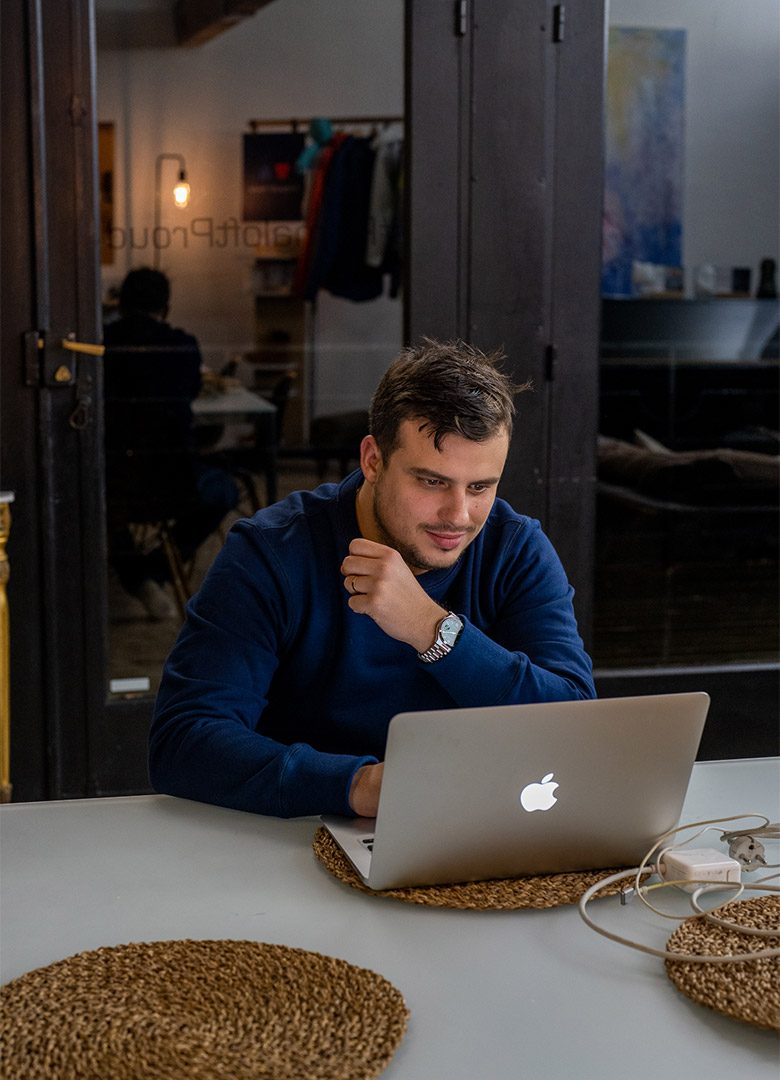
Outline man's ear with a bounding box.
[359,435,383,482]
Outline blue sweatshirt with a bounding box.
[149,470,595,817]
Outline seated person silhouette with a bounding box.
[104,268,239,620]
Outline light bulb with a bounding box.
[173,171,190,208]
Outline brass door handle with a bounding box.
[35,335,105,357]
[61,337,105,357]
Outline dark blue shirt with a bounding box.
[150,470,595,817]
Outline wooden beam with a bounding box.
[174,0,277,48]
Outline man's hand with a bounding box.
[349,762,384,817]
[341,538,444,653]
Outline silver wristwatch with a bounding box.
[417,611,464,663]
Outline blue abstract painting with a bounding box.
[602,28,686,297]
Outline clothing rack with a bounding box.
[247,116,403,134]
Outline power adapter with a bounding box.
[660,847,742,893]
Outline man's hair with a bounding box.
[119,268,170,317]
[369,339,529,458]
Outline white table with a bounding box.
[192,385,279,504]
[1,759,778,1078]
[191,385,276,423]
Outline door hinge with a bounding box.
[455,0,468,37]
[553,4,565,43]
[544,343,558,382]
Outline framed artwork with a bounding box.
[602,28,686,297]
[243,132,305,222]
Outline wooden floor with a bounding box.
[109,463,780,691]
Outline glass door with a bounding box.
[95,1,405,789]
[592,3,779,755]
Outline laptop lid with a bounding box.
[321,692,709,891]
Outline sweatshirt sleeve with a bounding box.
[421,519,595,706]
[148,522,375,818]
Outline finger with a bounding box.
[348,593,372,616]
[348,537,394,558]
[341,555,383,578]
[345,573,371,597]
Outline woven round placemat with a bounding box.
[665,895,779,1031]
[313,826,626,909]
[0,939,410,1079]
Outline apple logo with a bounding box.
[519,773,559,812]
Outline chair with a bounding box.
[133,518,190,617]
[308,409,367,478]
[105,476,195,619]
[200,375,293,512]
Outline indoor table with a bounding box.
[192,384,277,425]
[192,385,279,505]
[1,758,778,1078]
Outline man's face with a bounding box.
[358,418,510,574]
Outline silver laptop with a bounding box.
[321,692,709,890]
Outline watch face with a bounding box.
[439,615,463,647]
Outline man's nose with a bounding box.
[439,487,470,526]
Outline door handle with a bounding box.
[61,337,105,358]
[25,330,105,387]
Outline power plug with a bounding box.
[660,847,742,893]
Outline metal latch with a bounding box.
[24,330,104,388]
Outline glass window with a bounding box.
[97,1,405,696]
[594,3,779,668]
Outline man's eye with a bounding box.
[422,477,442,487]
[470,484,488,494]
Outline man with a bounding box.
[149,340,595,817]
[104,268,238,619]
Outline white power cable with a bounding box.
[689,876,780,937]
[577,813,780,963]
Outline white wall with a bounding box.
[610,0,780,291]
[98,0,404,414]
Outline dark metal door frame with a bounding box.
[406,1,606,636]
[2,0,107,800]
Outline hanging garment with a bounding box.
[295,117,334,176]
[366,123,403,269]
[303,135,384,303]
[292,132,347,298]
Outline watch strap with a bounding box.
[417,639,452,664]
[417,611,463,664]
